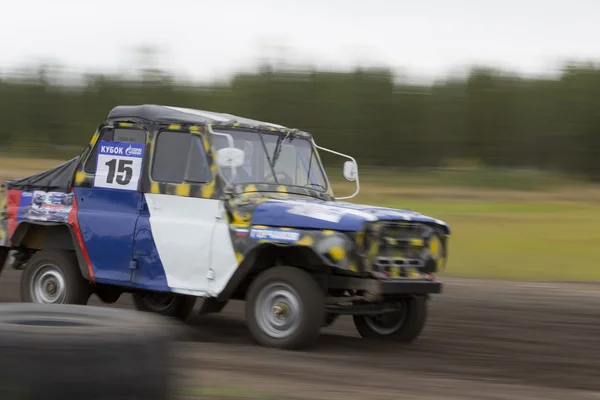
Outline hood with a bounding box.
[250,199,450,234]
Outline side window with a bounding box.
[152,132,212,184]
[114,128,145,144]
[185,137,212,182]
[84,128,146,174]
[85,129,113,174]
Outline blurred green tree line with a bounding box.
[1,61,600,181]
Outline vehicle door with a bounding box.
[138,128,222,295]
[73,125,147,285]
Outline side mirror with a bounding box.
[343,160,358,182]
[216,147,245,168]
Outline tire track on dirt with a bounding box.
[2,268,600,399]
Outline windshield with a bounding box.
[212,129,328,191]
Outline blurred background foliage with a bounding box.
[3,49,600,280]
[2,48,600,186]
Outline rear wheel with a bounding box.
[353,296,428,342]
[132,292,196,321]
[20,249,90,305]
[246,266,325,350]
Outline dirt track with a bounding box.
[2,268,600,400]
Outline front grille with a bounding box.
[358,221,439,278]
[373,256,425,269]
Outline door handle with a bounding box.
[216,202,225,220]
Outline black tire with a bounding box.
[94,284,123,304]
[322,313,339,328]
[245,266,325,350]
[197,297,228,316]
[20,249,90,305]
[132,291,196,321]
[353,296,428,342]
[0,247,9,278]
[0,303,182,400]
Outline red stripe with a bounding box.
[6,189,22,245]
[67,192,95,281]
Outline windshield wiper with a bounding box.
[271,129,296,169]
[256,130,280,184]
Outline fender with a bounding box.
[216,242,334,302]
[10,221,92,281]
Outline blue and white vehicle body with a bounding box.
[0,105,450,349]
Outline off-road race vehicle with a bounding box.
[0,105,450,349]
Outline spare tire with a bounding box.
[0,303,188,400]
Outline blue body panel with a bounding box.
[74,187,141,284]
[131,207,170,292]
[251,199,450,233]
[74,187,170,291]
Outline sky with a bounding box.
[1,0,599,83]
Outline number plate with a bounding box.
[94,140,145,191]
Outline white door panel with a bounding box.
[207,217,238,297]
[145,193,219,294]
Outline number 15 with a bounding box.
[105,159,133,185]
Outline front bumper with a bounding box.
[328,275,442,296]
[325,276,441,316]
[377,279,442,295]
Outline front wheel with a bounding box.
[353,296,428,342]
[245,266,325,350]
[132,292,196,321]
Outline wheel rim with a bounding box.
[30,264,67,304]
[364,303,408,335]
[141,293,176,312]
[255,282,302,339]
